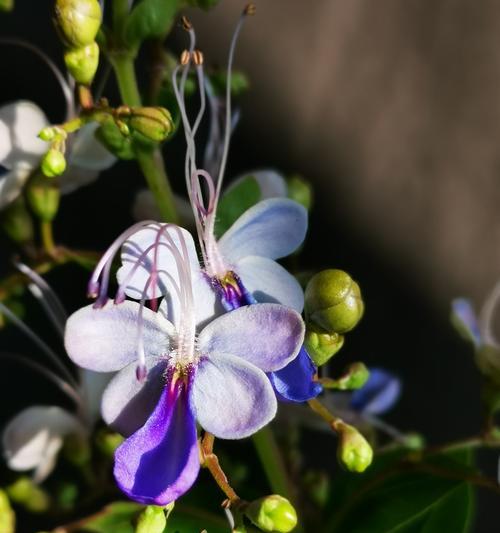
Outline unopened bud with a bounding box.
[336,422,373,473]
[26,176,60,222]
[305,325,344,366]
[54,0,102,48]
[64,41,99,84]
[305,269,364,334]
[39,127,58,141]
[129,107,174,142]
[476,344,500,386]
[287,174,312,211]
[136,506,167,533]
[1,197,34,244]
[245,495,298,533]
[41,148,66,178]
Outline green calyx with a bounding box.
[305,324,344,366]
[127,107,174,142]
[245,495,298,533]
[54,0,102,48]
[41,149,67,178]
[336,422,373,473]
[305,269,364,334]
[64,42,99,84]
[26,174,61,222]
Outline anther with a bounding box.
[180,49,190,66]
[192,49,204,66]
[181,15,193,31]
[244,3,256,16]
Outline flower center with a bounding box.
[213,270,256,311]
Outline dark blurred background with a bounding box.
[0,1,499,531]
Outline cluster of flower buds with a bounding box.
[54,0,102,85]
[304,269,364,366]
[38,126,68,179]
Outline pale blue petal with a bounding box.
[218,198,308,262]
[236,255,304,312]
[451,298,481,346]
[198,303,304,372]
[101,356,167,436]
[350,368,401,415]
[79,369,114,424]
[64,301,174,372]
[191,353,277,439]
[228,169,287,199]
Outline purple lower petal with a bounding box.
[113,374,199,505]
[269,347,322,402]
[350,368,401,415]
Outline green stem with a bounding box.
[40,220,56,257]
[110,24,179,222]
[252,426,297,504]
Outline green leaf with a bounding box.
[125,0,181,51]
[327,448,475,533]
[214,175,261,238]
[82,501,142,533]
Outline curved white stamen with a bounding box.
[479,281,500,346]
[115,240,182,305]
[89,220,160,304]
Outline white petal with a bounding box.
[0,166,33,210]
[236,255,304,312]
[228,169,287,199]
[64,301,174,372]
[117,224,200,301]
[158,270,223,329]
[198,303,304,372]
[191,353,277,439]
[101,356,166,436]
[218,198,308,263]
[67,123,116,172]
[3,406,83,481]
[0,101,48,168]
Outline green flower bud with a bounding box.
[128,107,174,142]
[54,0,102,48]
[64,42,99,85]
[26,176,60,222]
[305,325,344,366]
[336,422,373,473]
[38,127,57,141]
[41,148,66,178]
[7,477,50,513]
[0,490,15,533]
[305,269,364,334]
[1,197,34,244]
[136,506,167,533]
[245,495,298,533]
[287,174,312,211]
